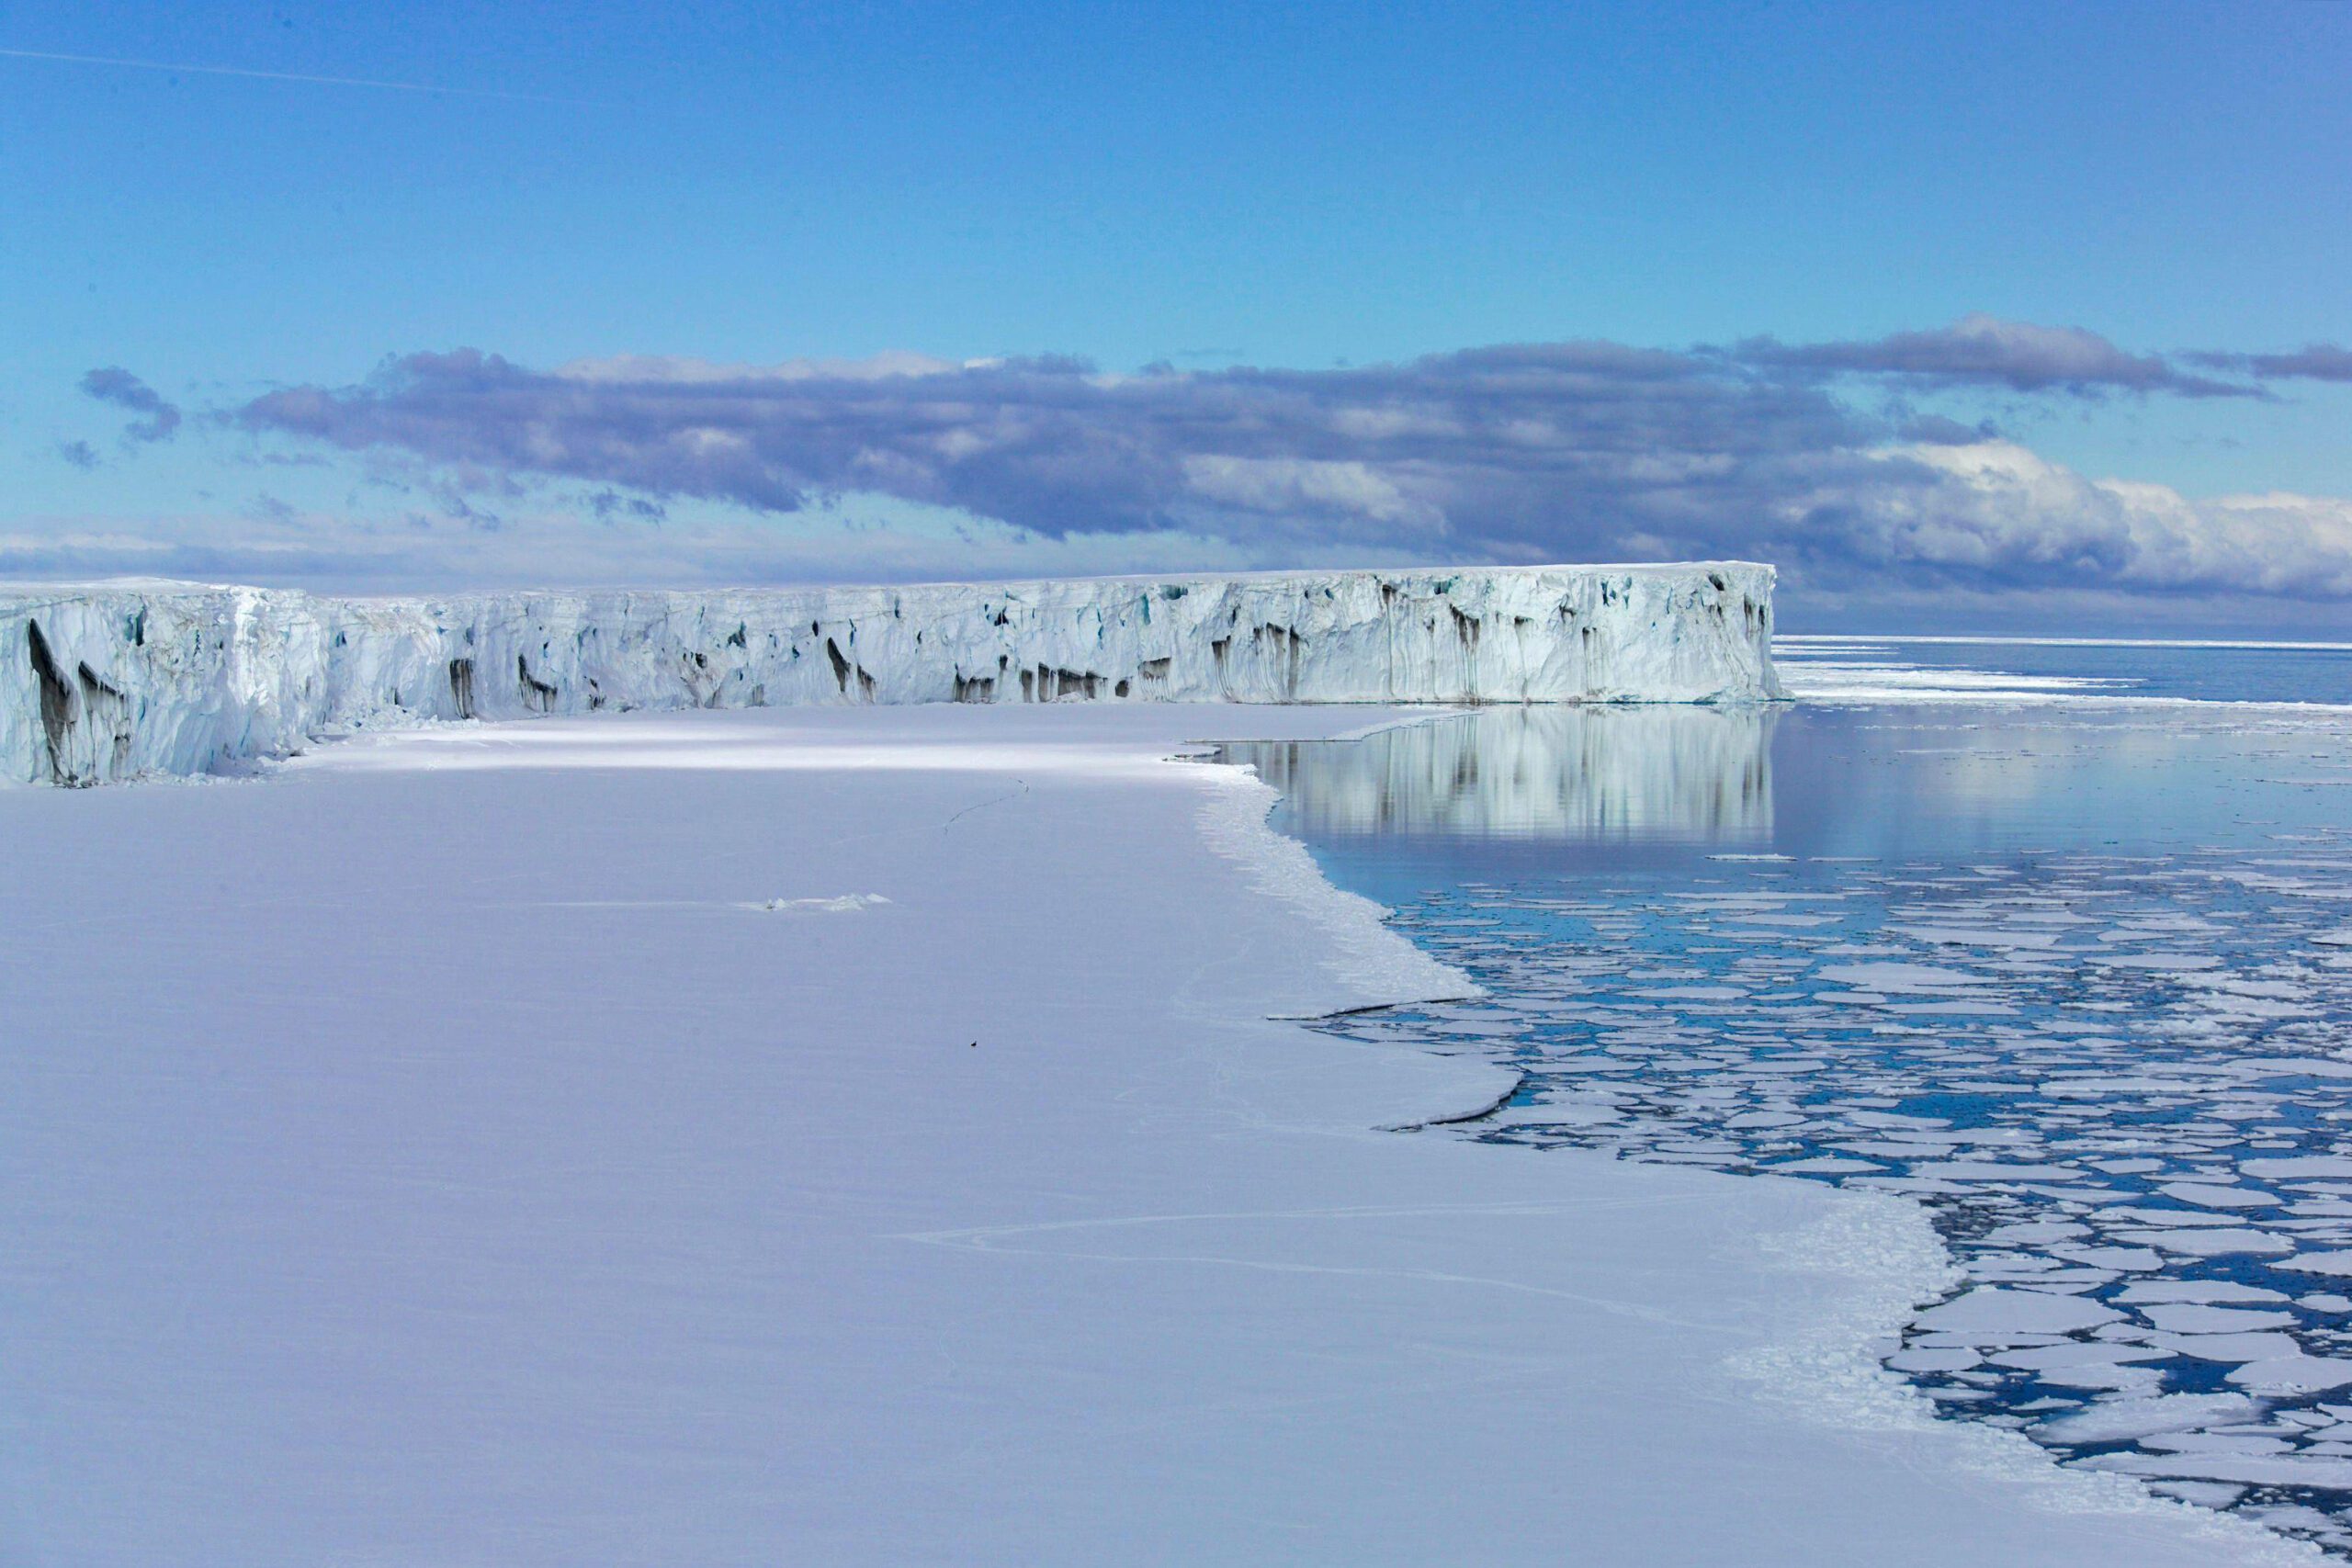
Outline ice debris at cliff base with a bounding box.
[0,564,1781,784]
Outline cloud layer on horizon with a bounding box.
[17,316,2350,625]
[214,322,2352,604]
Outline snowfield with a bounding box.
[0,563,1781,784]
[0,705,2305,1565]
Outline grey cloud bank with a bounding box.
[221,333,2352,610]
[1732,314,2256,400]
[236,343,1861,546]
[15,319,2348,631]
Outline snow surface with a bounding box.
[0,703,2301,1565]
[0,563,1781,784]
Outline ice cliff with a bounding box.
[0,564,1781,784]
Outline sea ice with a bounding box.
[1913,1287,2123,1337]
[2138,1305,2302,1334]
[2278,1252,2352,1277]
[2231,1359,2352,1396]
[2038,1394,2267,1444]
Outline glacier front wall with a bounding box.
[0,564,1781,784]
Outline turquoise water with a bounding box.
[1222,654,2352,1552]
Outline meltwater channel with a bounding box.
[1221,638,2352,1554]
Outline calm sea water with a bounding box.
[1222,641,2352,1553]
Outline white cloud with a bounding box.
[1180,456,1448,533]
[1871,442,2352,595]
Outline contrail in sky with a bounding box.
[0,46,596,105]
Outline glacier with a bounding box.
[0,562,1781,784]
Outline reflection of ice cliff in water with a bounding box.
[1226,705,1775,840]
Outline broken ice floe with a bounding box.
[1308,820,2352,1552]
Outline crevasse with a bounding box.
[0,563,1782,784]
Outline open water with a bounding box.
[1224,637,2352,1552]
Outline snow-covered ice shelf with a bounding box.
[0,563,1781,784]
[0,703,2294,1565]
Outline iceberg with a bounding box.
[0,562,1781,784]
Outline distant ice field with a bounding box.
[1226,645,2352,1557]
[1777,634,2352,707]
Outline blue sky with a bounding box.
[6,1,2349,632]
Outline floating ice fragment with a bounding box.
[2036,1393,2264,1444]
[2136,1304,2300,1334]
[2141,1432,2294,1455]
[1911,1287,2122,1337]
[2079,1450,2352,1487]
[2052,1245,2165,1270]
[2157,1182,2281,1210]
[2146,1332,2303,1364]
[2278,1251,2352,1277]
[2228,1355,2352,1394]
[1892,926,2063,950]
[2033,1363,2168,1392]
[1911,1160,2087,1183]
[2117,1229,2297,1258]
[1984,1220,2089,1245]
[1987,1342,2167,1371]
[2101,1203,2271,1228]
[2248,1156,2352,1179]
[2116,1280,2290,1304]
[1815,962,1993,990]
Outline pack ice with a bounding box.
[0,563,1781,784]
